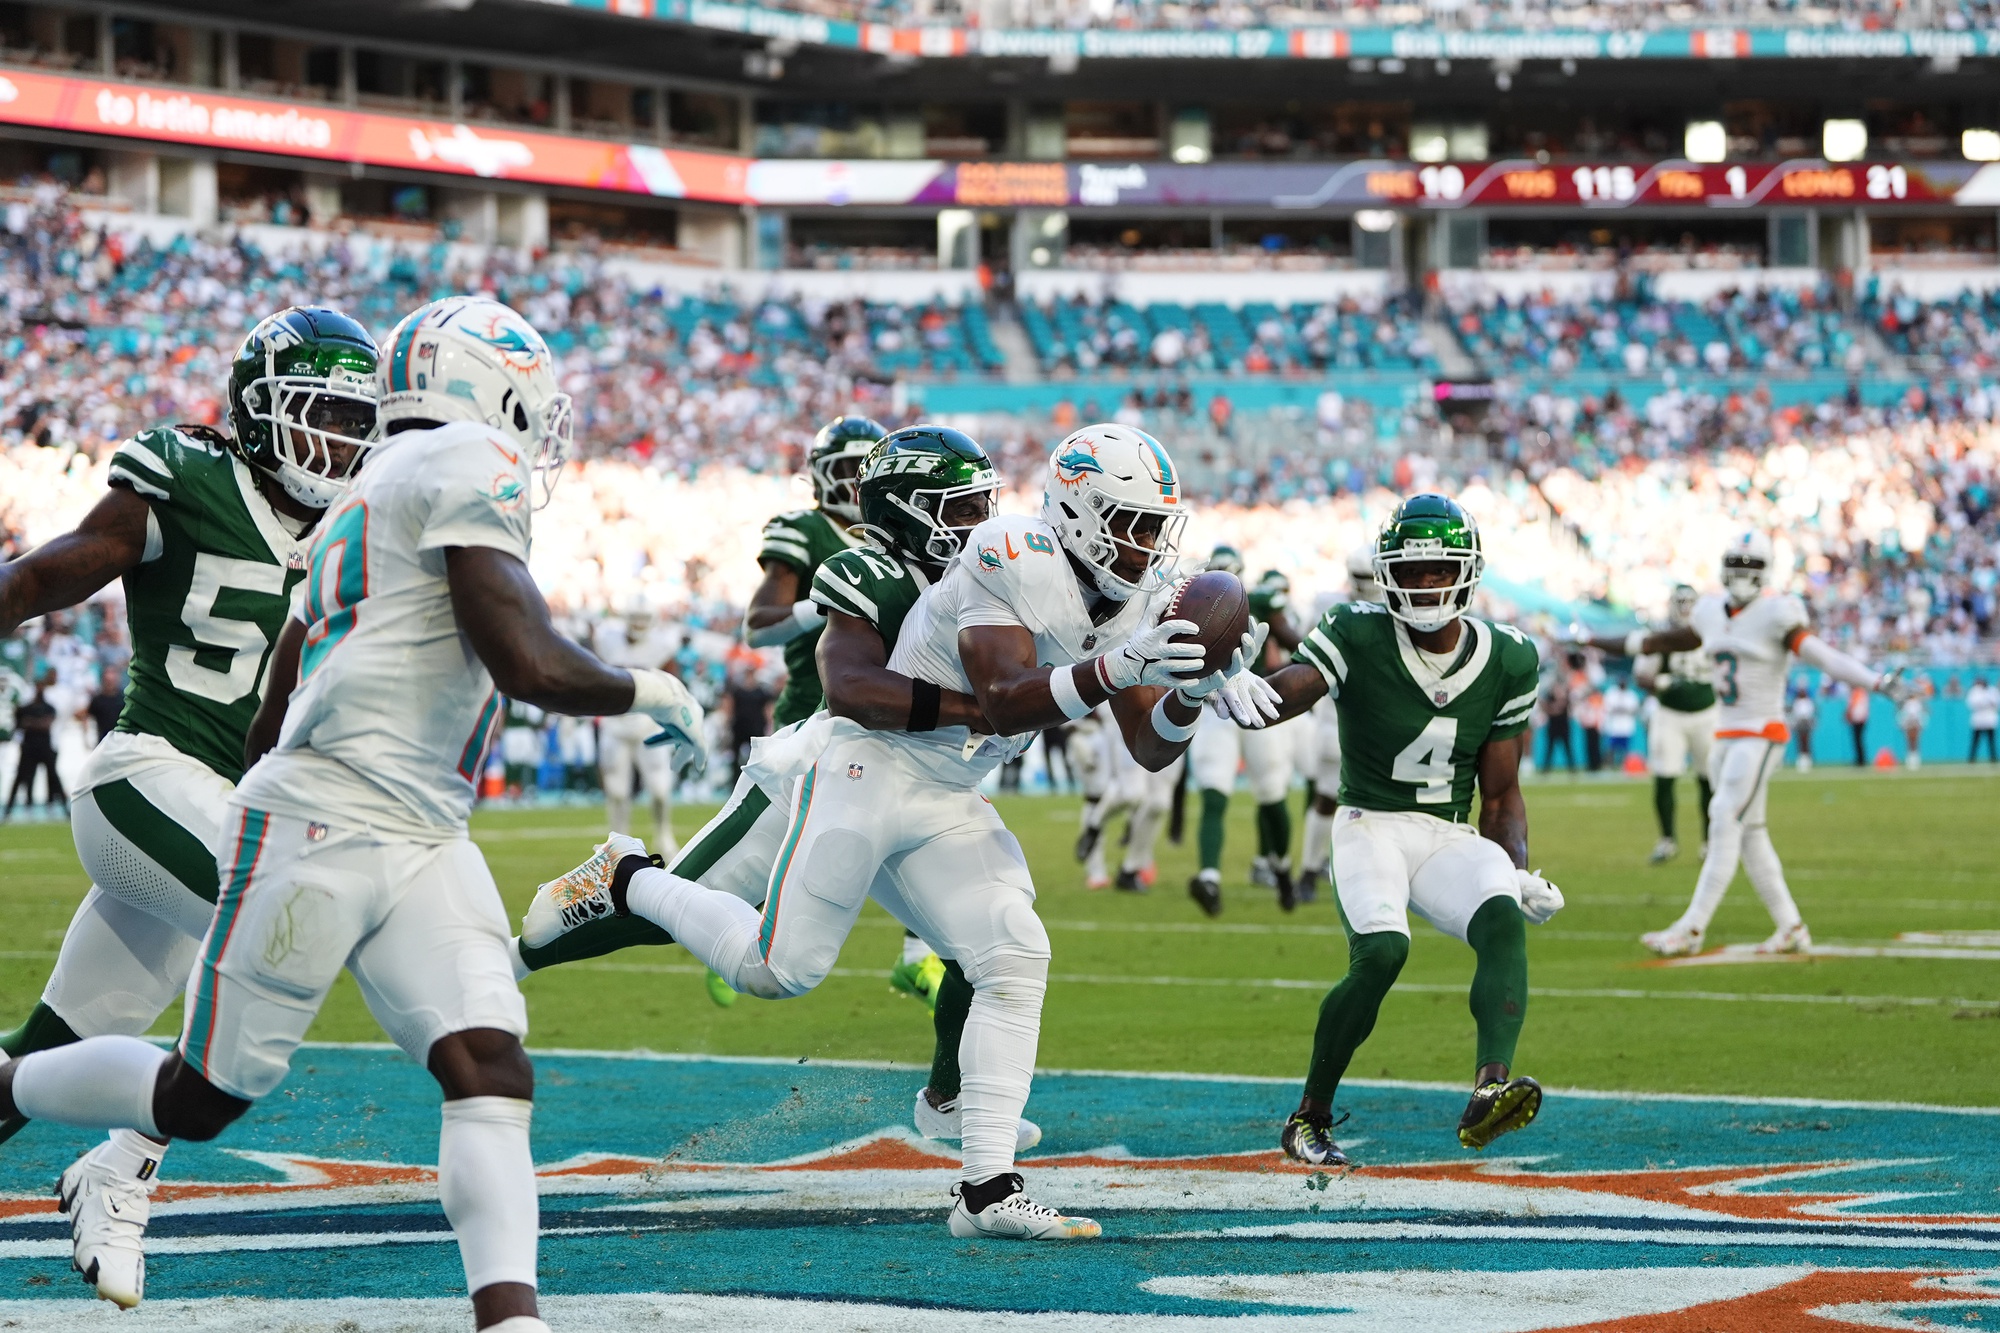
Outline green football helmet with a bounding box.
[858,425,998,569]
[227,306,380,510]
[809,415,889,525]
[1256,569,1291,596]
[1373,494,1484,630]
[1207,545,1245,577]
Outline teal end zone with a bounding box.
[0,1048,1994,1323]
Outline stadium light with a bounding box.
[1354,210,1397,233]
[1410,123,1450,163]
[1965,129,2000,162]
[1684,121,1727,164]
[1823,119,1868,162]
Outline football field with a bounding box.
[0,767,1995,1328]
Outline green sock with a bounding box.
[517,915,673,972]
[1467,896,1529,1074]
[1303,929,1408,1103]
[928,959,972,1101]
[1198,789,1228,872]
[1256,800,1291,863]
[1652,776,1676,839]
[0,1002,82,1148]
[1696,777,1714,842]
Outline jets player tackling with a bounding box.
[0,297,704,1333]
[1577,532,1902,956]
[1240,496,1563,1166]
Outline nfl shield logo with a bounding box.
[1081,634,1098,651]
[1434,690,1449,705]
[847,763,865,780]
[306,822,329,842]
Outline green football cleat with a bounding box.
[704,967,737,1008]
[890,952,947,1010]
[1457,1075,1543,1150]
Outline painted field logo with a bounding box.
[0,1050,1992,1328]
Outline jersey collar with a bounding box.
[1393,616,1492,709]
[230,454,311,563]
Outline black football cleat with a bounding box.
[1189,873,1222,918]
[1274,865,1297,913]
[1458,1076,1543,1150]
[1074,823,1102,864]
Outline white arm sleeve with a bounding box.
[1795,634,1882,691]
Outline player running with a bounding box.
[1576,532,1902,957]
[1188,559,1304,915]
[1634,584,1715,864]
[1240,496,1564,1166]
[536,424,1268,1238]
[0,306,378,1308]
[0,296,705,1333]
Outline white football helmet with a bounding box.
[1040,424,1186,600]
[376,296,573,508]
[1720,532,1773,607]
[1667,583,1699,626]
[1346,545,1383,604]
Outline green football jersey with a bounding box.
[758,507,860,727]
[1294,601,1539,821]
[809,544,928,649]
[106,427,310,782]
[1647,646,1718,713]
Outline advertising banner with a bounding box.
[0,68,749,204]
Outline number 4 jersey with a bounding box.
[103,426,312,784]
[1294,601,1540,821]
[237,421,530,841]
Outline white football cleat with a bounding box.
[58,1132,162,1309]
[1648,836,1677,864]
[1754,921,1813,955]
[912,1088,1043,1153]
[1249,855,1276,888]
[521,832,649,948]
[1641,921,1706,957]
[948,1180,1100,1240]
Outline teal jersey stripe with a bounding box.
[757,766,817,960]
[390,317,422,392]
[186,808,269,1078]
[458,691,500,781]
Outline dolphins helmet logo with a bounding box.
[463,310,544,371]
[1052,438,1106,490]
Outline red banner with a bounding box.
[0,68,748,204]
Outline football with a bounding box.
[1161,570,1252,680]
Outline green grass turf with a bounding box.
[1,766,1995,1105]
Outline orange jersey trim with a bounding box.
[1716,721,1790,743]
[1783,627,1809,653]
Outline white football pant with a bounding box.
[599,713,676,853]
[1331,808,1521,943]
[1648,705,1717,779]
[1679,736,1800,934]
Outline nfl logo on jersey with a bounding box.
[847,763,865,780]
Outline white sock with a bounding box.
[89,1126,167,1181]
[1121,804,1166,874]
[1740,824,1801,931]
[1684,812,1743,933]
[11,1036,166,1136]
[958,954,1047,1184]
[438,1096,538,1293]
[482,1321,550,1333]
[1301,808,1336,875]
[900,933,931,966]
[626,867,777,997]
[509,938,532,984]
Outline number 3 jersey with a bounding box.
[102,426,312,784]
[236,421,530,841]
[1293,601,1540,822]
[1687,592,1809,739]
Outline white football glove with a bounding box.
[1198,670,1285,727]
[1516,869,1564,925]
[1172,620,1268,698]
[630,667,707,778]
[1098,617,1206,691]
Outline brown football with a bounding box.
[1161,570,1252,679]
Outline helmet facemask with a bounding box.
[1069,493,1185,600]
[1668,584,1699,626]
[812,444,873,525]
[1721,554,1768,607]
[885,477,998,566]
[514,386,573,511]
[1375,543,1484,630]
[244,358,380,510]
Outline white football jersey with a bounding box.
[1688,591,1809,737]
[234,421,531,840]
[886,513,1160,787]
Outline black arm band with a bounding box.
[908,679,942,732]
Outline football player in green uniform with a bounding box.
[1235,496,1565,1166]
[0,306,379,1307]
[1186,555,1305,916]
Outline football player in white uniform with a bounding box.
[0,297,704,1333]
[540,425,1269,1240]
[1581,533,1901,957]
[1633,584,1716,864]
[1067,703,1117,889]
[595,603,683,851]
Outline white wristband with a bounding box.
[1150,693,1198,743]
[1623,630,1647,657]
[1048,663,1091,722]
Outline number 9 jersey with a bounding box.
[1687,591,1810,740]
[1293,601,1540,822]
[238,421,530,839]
